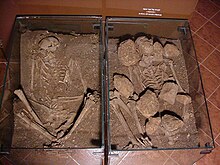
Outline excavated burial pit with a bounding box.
[0,16,103,151]
[106,18,214,151]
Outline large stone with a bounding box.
[159,82,178,105]
[145,117,161,134]
[176,94,192,105]
[161,114,184,133]
[113,74,134,98]
[164,44,180,59]
[152,42,164,64]
[135,36,154,56]
[118,39,141,66]
[139,55,154,68]
[136,90,159,118]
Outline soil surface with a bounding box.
[108,36,198,150]
[12,31,102,148]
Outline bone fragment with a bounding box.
[136,136,153,147]
[127,100,144,135]
[14,89,43,126]
[128,66,133,83]
[74,61,87,93]
[55,95,87,133]
[52,95,84,102]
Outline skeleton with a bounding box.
[15,34,100,146]
[30,36,75,106]
[134,36,186,95]
[112,37,190,149]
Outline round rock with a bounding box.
[152,42,164,64]
[113,74,134,98]
[118,39,141,66]
[164,44,180,59]
[136,90,159,118]
[161,114,184,133]
[145,117,161,134]
[135,36,154,56]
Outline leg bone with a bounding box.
[133,66,146,90]
[114,98,132,117]
[74,61,87,93]
[57,94,96,141]
[127,100,144,135]
[166,59,185,93]
[14,89,43,126]
[16,110,55,141]
[128,100,153,147]
[110,100,140,147]
[110,90,132,117]
[128,66,133,83]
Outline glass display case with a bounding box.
[0,16,104,153]
[0,16,214,163]
[105,17,214,153]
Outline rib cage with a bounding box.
[141,64,164,92]
[33,53,72,107]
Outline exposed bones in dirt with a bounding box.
[13,31,101,148]
[109,35,198,149]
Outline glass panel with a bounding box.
[0,16,103,152]
[106,17,214,152]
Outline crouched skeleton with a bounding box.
[14,34,100,146]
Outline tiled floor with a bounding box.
[0,0,220,164]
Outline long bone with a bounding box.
[128,66,134,83]
[127,96,153,147]
[110,90,132,117]
[57,92,97,141]
[14,89,43,126]
[165,59,185,93]
[133,66,146,90]
[110,100,140,147]
[51,95,84,102]
[54,94,86,136]
[127,98,144,135]
[74,60,87,93]
[16,109,55,141]
[110,91,151,148]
